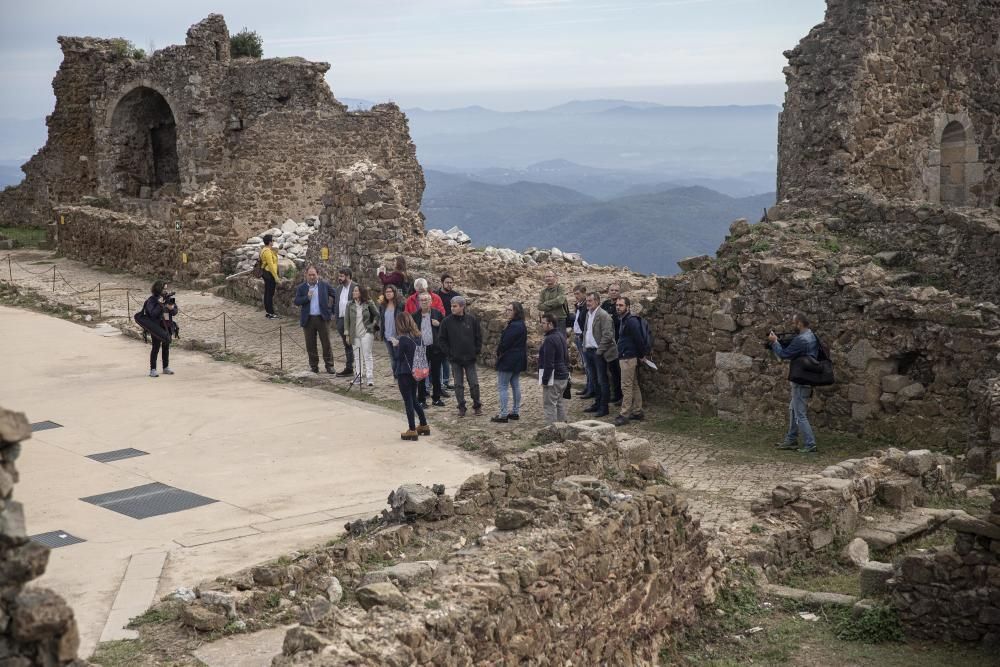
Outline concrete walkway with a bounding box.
[1,306,487,658]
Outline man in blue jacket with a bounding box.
[294,266,335,373]
[769,313,819,453]
[613,297,649,426]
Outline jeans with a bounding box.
[385,340,399,375]
[150,338,170,370]
[785,383,816,447]
[352,332,375,380]
[304,316,333,371]
[336,317,352,370]
[262,272,276,315]
[543,378,568,424]
[497,370,521,417]
[584,348,610,411]
[396,375,427,431]
[451,360,481,410]
[418,353,443,404]
[575,333,594,394]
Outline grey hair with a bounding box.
[452,295,467,307]
[414,277,428,291]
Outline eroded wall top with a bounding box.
[777,0,1000,209]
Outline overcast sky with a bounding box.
[0,0,826,118]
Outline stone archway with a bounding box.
[108,86,179,197]
[940,121,969,206]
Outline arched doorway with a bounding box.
[109,87,179,197]
[940,121,969,206]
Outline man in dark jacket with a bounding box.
[293,266,335,374]
[435,273,462,389]
[570,285,594,398]
[583,292,618,418]
[439,295,483,417]
[493,302,528,422]
[538,314,570,424]
[412,292,446,407]
[769,313,819,453]
[601,282,623,404]
[613,297,649,425]
[332,268,355,376]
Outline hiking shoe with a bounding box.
[149,369,159,378]
[508,413,520,421]
[401,430,418,441]
[440,391,451,398]
[594,409,609,418]
[775,442,798,450]
[630,412,645,421]
[583,405,599,413]
[162,368,174,375]
[367,379,374,387]
[326,367,336,374]
[613,416,629,426]
[458,406,467,417]
[445,382,455,390]
[432,399,446,407]
[416,425,431,436]
[336,368,354,377]
[265,313,278,320]
[491,415,509,424]
[310,368,320,373]
[474,407,483,417]
[798,445,817,454]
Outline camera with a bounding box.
[764,331,796,350]
[161,291,177,306]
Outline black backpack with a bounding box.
[789,335,835,386]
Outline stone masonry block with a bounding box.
[878,478,917,509]
[859,561,895,596]
[715,352,752,371]
[881,374,910,393]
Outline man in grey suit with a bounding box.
[582,292,618,418]
[333,267,355,376]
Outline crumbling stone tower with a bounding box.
[778,0,1000,208]
[0,14,425,279]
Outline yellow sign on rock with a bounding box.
[320,246,330,261]
[181,252,188,264]
[59,215,65,225]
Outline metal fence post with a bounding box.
[97,283,102,317]
[52,266,56,291]
[7,255,11,283]
[223,314,227,351]
[279,326,284,370]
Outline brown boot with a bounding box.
[401,430,418,441]
[416,424,431,436]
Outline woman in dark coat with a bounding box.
[391,311,430,441]
[492,302,528,423]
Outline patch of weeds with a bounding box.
[750,523,765,535]
[820,237,842,253]
[127,603,178,627]
[875,527,955,564]
[266,591,282,609]
[457,435,481,452]
[833,604,904,644]
[750,240,771,253]
[223,620,248,635]
[423,599,441,610]
[779,555,861,598]
[88,639,144,666]
[921,492,991,518]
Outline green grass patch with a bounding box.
[88,639,145,666]
[832,604,903,643]
[127,604,179,627]
[0,226,48,247]
[641,412,876,465]
[921,492,991,518]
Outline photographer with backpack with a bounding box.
[613,297,650,426]
[769,313,827,454]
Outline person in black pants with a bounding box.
[141,281,178,377]
[601,282,623,403]
[260,234,279,319]
[412,293,445,408]
[391,311,429,441]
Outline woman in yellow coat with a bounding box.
[260,234,280,319]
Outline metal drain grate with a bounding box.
[80,482,217,519]
[31,420,63,432]
[30,530,85,549]
[86,448,149,463]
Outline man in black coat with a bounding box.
[439,295,482,417]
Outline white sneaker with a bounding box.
[162,368,174,375]
[149,369,159,377]
[367,379,374,387]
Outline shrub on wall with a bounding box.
[110,38,145,60]
[230,28,263,58]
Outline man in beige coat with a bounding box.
[582,292,618,418]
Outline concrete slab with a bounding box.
[193,626,289,667]
[1,306,487,657]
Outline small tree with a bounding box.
[109,38,145,60]
[230,28,263,59]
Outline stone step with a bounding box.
[764,584,858,607]
[855,507,960,551]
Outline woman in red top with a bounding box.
[405,278,445,315]
[378,256,408,289]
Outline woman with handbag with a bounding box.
[345,284,379,386]
[390,312,430,441]
[492,302,528,423]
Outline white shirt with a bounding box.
[339,281,351,317]
[585,308,598,349]
[573,303,584,335]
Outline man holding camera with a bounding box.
[768,313,819,453]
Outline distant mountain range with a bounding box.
[423,168,774,274]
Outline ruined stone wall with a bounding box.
[641,213,1000,473]
[889,489,1000,646]
[0,407,87,666]
[778,0,1000,208]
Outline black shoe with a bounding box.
[440,391,451,399]
[583,405,599,413]
[578,393,596,400]
[491,415,508,423]
[458,406,467,417]
[474,406,483,416]
[432,399,446,407]
[326,367,336,374]
[575,390,590,396]
[594,409,609,418]
[508,413,520,421]
[630,412,645,421]
[418,402,428,410]
[445,382,455,390]
[613,416,629,426]
[310,368,319,373]
[336,368,354,377]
